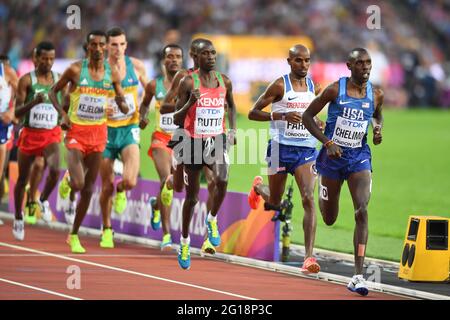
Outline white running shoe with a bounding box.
[13,219,25,241]
[64,201,76,226]
[0,218,3,225]
[39,200,52,223]
[347,274,369,296]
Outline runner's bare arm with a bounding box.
[110,64,129,114]
[130,57,148,88]
[372,86,384,145]
[303,81,342,158]
[1,65,18,124]
[222,74,237,145]
[313,82,325,131]
[173,75,196,127]
[248,78,284,121]
[14,74,44,119]
[161,69,187,114]
[49,63,79,117]
[138,79,156,129]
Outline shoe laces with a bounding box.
[209,220,219,238]
[180,244,190,259]
[162,234,171,243]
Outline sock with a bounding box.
[180,236,190,245]
[207,212,217,222]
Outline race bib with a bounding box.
[331,116,368,148]
[160,112,178,132]
[194,107,224,135]
[283,113,311,139]
[108,94,136,121]
[77,94,106,121]
[29,103,58,129]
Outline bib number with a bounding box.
[194,107,224,135]
[29,103,58,129]
[331,116,368,148]
[159,112,178,132]
[77,94,106,121]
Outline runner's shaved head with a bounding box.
[348,48,369,63]
[289,45,310,58]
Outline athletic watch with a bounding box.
[281,112,286,121]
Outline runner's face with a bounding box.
[164,47,183,73]
[107,34,127,60]
[350,52,372,83]
[88,35,106,61]
[288,51,310,78]
[197,44,216,71]
[36,50,55,74]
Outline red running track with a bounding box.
[0,220,407,300]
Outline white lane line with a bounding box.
[0,242,257,300]
[0,277,82,300]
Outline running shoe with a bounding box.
[38,199,52,223]
[201,238,216,255]
[205,216,221,247]
[300,257,321,274]
[248,176,263,209]
[12,219,25,241]
[161,177,173,207]
[149,197,161,230]
[24,202,38,225]
[59,171,71,200]
[160,233,172,251]
[347,274,369,296]
[114,191,127,215]
[100,228,114,249]
[177,243,191,270]
[64,201,76,225]
[67,234,86,254]
[0,218,3,226]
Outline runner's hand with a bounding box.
[188,89,200,105]
[139,117,149,130]
[34,92,46,105]
[373,126,382,145]
[115,96,129,114]
[326,143,342,159]
[0,109,14,125]
[285,112,301,124]
[61,113,71,131]
[227,129,237,146]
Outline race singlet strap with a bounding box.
[366,81,373,103]
[307,77,314,94]
[30,71,37,85]
[215,71,225,88]
[338,77,346,102]
[192,72,200,90]
[0,63,3,77]
[283,74,292,92]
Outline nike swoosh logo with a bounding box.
[339,100,353,105]
[288,97,296,101]
[360,159,369,164]
[35,89,45,93]
[305,156,315,161]
[200,93,208,98]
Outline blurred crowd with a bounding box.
[0,0,449,108]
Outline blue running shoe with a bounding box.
[205,216,221,247]
[149,197,161,230]
[177,243,191,270]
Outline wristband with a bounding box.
[324,140,334,148]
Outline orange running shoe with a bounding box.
[300,257,320,274]
[248,176,263,209]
